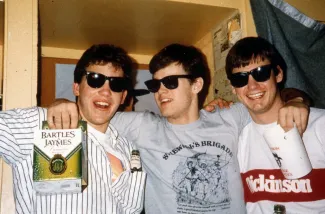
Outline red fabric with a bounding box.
[241,168,325,203]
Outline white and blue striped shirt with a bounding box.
[0,107,146,214]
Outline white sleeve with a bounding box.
[0,107,45,165]
[212,102,251,138]
[110,134,146,213]
[111,111,145,142]
[313,109,325,155]
[112,170,146,214]
[223,103,251,133]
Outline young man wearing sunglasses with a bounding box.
[47,43,309,214]
[0,44,146,214]
[226,37,325,213]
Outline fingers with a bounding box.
[300,109,308,134]
[216,98,225,109]
[203,105,216,112]
[204,98,233,111]
[292,106,309,135]
[216,98,233,109]
[206,99,219,107]
[203,99,219,112]
[47,99,79,129]
[278,102,309,136]
[54,113,64,129]
[293,108,303,135]
[47,108,62,129]
[61,111,72,129]
[222,99,233,109]
[278,107,294,132]
[70,109,79,129]
[47,114,56,129]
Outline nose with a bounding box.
[247,75,259,89]
[157,82,168,94]
[98,80,112,95]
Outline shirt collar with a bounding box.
[87,123,120,147]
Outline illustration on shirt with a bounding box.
[172,152,231,206]
[272,152,283,167]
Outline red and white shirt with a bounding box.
[238,108,325,214]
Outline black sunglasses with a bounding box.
[84,71,128,92]
[144,75,193,93]
[229,64,274,88]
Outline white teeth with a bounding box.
[248,92,263,99]
[161,98,171,103]
[95,101,109,106]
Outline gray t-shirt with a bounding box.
[111,103,250,214]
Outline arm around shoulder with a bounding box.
[221,103,251,132]
[111,111,148,141]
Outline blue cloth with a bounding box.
[250,0,325,107]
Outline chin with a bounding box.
[158,106,167,115]
[160,111,169,117]
[94,117,111,124]
[250,105,270,114]
[160,110,173,118]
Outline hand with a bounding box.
[47,99,79,129]
[204,98,234,112]
[278,98,309,135]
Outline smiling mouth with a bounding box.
[94,101,110,109]
[247,92,264,100]
[160,98,172,104]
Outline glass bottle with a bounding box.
[130,150,142,173]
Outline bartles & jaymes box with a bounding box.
[33,121,88,195]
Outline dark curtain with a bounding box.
[250,0,325,108]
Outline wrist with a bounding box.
[281,88,311,107]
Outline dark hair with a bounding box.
[74,44,133,83]
[149,43,211,107]
[225,37,287,82]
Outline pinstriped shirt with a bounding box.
[0,107,146,214]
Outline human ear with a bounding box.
[231,86,237,95]
[120,90,128,104]
[275,65,284,83]
[73,83,80,96]
[192,77,204,94]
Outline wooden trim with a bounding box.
[136,64,149,70]
[40,57,78,107]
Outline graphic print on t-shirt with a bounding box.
[272,152,283,167]
[170,144,233,213]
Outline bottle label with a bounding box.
[130,153,142,172]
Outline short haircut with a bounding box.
[74,44,133,84]
[225,37,286,79]
[149,43,209,81]
[149,43,211,107]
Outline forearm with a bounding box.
[281,88,312,106]
[279,88,311,135]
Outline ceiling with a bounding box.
[0,0,324,55]
[38,0,236,55]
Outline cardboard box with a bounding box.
[33,121,88,195]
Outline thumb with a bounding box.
[204,105,216,112]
